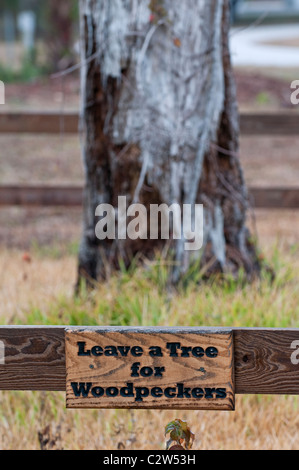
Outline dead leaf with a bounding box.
[173,38,181,48]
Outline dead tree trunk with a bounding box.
[77,0,260,288]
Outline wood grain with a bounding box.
[0,327,299,396]
[0,327,65,391]
[65,328,235,410]
[234,329,299,395]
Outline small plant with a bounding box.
[165,419,195,450]
[255,91,271,105]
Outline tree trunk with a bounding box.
[77,0,260,288]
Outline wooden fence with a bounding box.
[1,185,299,209]
[0,111,298,209]
[0,326,299,396]
[0,111,298,135]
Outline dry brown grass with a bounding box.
[0,248,77,323]
[0,391,298,450]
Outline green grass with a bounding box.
[255,91,272,106]
[4,247,299,330]
[30,240,79,259]
[0,53,46,84]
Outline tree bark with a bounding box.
[77,0,260,288]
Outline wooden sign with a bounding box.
[65,328,235,411]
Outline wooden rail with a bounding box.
[1,185,299,209]
[0,112,298,209]
[0,326,299,395]
[0,111,298,135]
[240,113,299,136]
[0,185,83,207]
[249,187,299,209]
[0,111,79,134]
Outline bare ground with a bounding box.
[2,66,297,111]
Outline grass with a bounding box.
[0,61,45,84]
[1,244,299,449]
[2,244,298,330]
[0,50,47,84]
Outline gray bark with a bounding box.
[77,0,260,288]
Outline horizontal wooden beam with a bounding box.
[249,187,299,209]
[1,186,299,209]
[0,326,299,395]
[0,185,83,207]
[0,111,79,134]
[240,113,299,136]
[0,112,298,135]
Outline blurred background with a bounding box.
[0,0,79,78]
[0,0,299,289]
[0,0,298,277]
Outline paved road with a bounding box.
[230,23,299,67]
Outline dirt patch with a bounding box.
[1,205,298,260]
[0,207,82,251]
[0,134,83,185]
[2,74,80,111]
[240,135,299,187]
